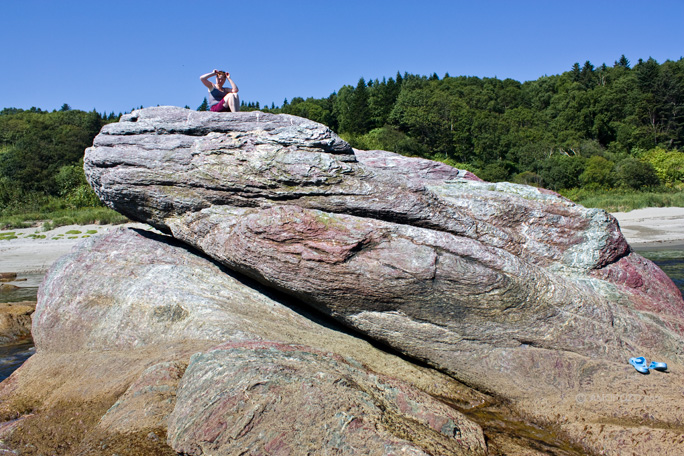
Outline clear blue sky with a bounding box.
[2,0,683,114]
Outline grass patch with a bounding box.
[65,230,82,235]
[0,207,128,230]
[560,188,684,212]
[85,230,98,235]
[0,231,19,241]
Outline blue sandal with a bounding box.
[629,357,650,374]
[649,361,668,372]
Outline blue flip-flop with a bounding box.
[629,357,650,374]
[649,361,668,372]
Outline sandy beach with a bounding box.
[0,223,155,284]
[1,208,683,279]
[611,206,684,250]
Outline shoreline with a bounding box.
[1,208,683,277]
[611,206,684,250]
[0,223,155,277]
[631,241,684,252]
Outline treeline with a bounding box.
[2,56,682,220]
[242,56,684,192]
[0,106,114,215]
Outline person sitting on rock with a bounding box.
[200,69,240,112]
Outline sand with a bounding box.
[611,206,684,250]
[0,223,155,285]
[1,208,683,279]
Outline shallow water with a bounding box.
[0,273,40,381]
[0,272,43,303]
[0,341,34,382]
[637,248,684,296]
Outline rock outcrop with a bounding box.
[169,341,485,456]
[84,107,683,389]
[4,106,683,455]
[0,302,34,345]
[1,227,489,455]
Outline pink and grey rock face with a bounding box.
[5,227,487,454]
[84,107,627,271]
[168,341,486,456]
[84,107,684,401]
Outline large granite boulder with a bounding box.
[169,341,485,456]
[1,228,489,455]
[80,107,684,454]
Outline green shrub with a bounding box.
[513,171,544,187]
[537,155,585,190]
[613,157,660,189]
[477,163,510,182]
[579,156,615,189]
[343,126,429,157]
[640,147,684,186]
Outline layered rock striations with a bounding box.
[3,227,488,455]
[84,107,684,397]
[5,106,682,455]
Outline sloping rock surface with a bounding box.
[2,227,488,455]
[169,341,486,456]
[76,107,684,454]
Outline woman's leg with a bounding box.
[223,93,240,112]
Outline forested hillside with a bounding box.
[247,56,684,193]
[2,56,683,227]
[0,106,115,223]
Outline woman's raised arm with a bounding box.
[200,70,217,89]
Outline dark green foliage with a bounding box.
[197,97,208,111]
[513,170,544,187]
[255,56,683,193]
[579,156,615,190]
[0,108,107,214]
[614,157,660,189]
[333,78,372,135]
[280,96,335,127]
[537,155,586,191]
[478,162,511,182]
[615,55,631,69]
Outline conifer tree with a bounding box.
[345,78,371,134]
[571,63,581,82]
[616,55,631,69]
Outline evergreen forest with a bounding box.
[0,106,122,226]
[2,56,683,228]
[245,56,684,196]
